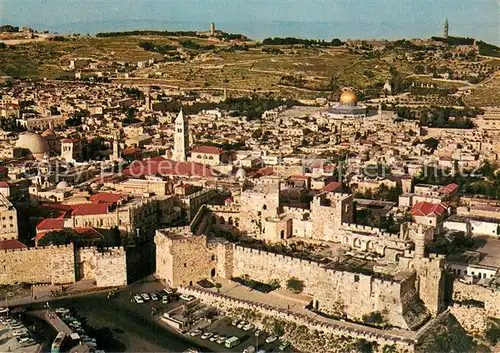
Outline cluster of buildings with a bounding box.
[0,78,499,350]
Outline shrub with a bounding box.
[286,277,305,294]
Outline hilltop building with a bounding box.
[327,89,367,119]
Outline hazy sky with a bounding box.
[2,0,499,43]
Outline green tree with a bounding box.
[286,277,305,294]
[38,229,79,246]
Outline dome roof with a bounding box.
[56,180,71,189]
[339,89,358,105]
[15,133,49,155]
[41,129,56,138]
[235,168,246,180]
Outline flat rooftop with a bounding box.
[474,236,500,268]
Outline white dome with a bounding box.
[16,133,49,157]
[56,180,71,189]
[235,168,246,180]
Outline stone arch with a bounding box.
[219,216,225,225]
[280,230,285,239]
[353,238,362,248]
[211,215,217,225]
[343,236,349,244]
[395,253,401,262]
[235,218,239,227]
[366,240,373,251]
[228,217,233,225]
[210,268,216,277]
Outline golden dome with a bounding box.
[339,89,358,105]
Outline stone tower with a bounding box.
[210,22,216,37]
[112,132,120,161]
[444,18,449,38]
[61,139,76,162]
[172,109,189,162]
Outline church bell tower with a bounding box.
[444,18,449,39]
[172,109,189,162]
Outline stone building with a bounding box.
[0,194,18,241]
[0,243,127,287]
[154,226,437,330]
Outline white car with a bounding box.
[13,329,29,337]
[151,293,159,301]
[209,334,220,342]
[201,332,213,340]
[141,293,150,301]
[189,329,202,337]
[237,321,247,329]
[134,295,144,304]
[179,294,194,301]
[243,323,255,331]
[265,335,278,343]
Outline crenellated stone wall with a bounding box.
[76,247,127,287]
[0,244,76,285]
[452,280,500,318]
[0,243,127,287]
[178,286,417,352]
[227,244,427,329]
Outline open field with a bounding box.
[464,72,500,107]
[1,34,499,105]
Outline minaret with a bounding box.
[112,132,120,161]
[172,109,189,162]
[444,18,449,39]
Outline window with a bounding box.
[211,255,216,261]
[354,275,359,282]
[184,263,187,268]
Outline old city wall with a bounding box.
[449,305,489,334]
[0,244,75,285]
[452,281,500,318]
[227,245,413,329]
[178,286,416,352]
[76,247,127,287]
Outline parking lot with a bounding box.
[0,308,39,352]
[13,278,294,352]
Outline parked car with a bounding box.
[189,329,202,337]
[243,323,255,331]
[279,341,291,351]
[254,329,262,337]
[201,332,213,340]
[161,296,169,304]
[134,295,144,304]
[151,293,159,301]
[237,321,247,329]
[209,334,220,342]
[179,294,195,302]
[141,293,150,301]
[243,345,256,353]
[216,336,227,344]
[266,335,278,343]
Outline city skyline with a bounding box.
[2,0,499,43]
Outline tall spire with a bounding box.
[444,18,449,39]
[172,108,189,162]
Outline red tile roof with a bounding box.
[71,203,110,216]
[124,156,218,178]
[0,239,27,250]
[122,147,143,156]
[411,202,447,217]
[438,183,459,195]
[191,145,224,155]
[0,181,9,188]
[36,218,64,231]
[321,182,342,193]
[89,192,124,204]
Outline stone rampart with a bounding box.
[229,244,416,329]
[0,244,75,285]
[0,244,127,287]
[178,286,416,351]
[452,281,500,318]
[76,246,127,287]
